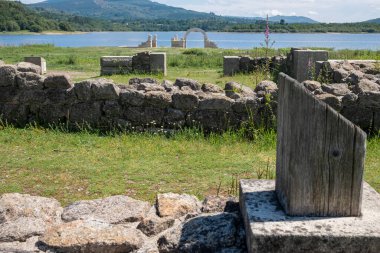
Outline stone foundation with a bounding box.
[101,52,167,76]
[0,192,245,253]
[223,56,287,76]
[303,60,380,132]
[0,59,379,133]
[0,63,277,132]
[240,180,380,253]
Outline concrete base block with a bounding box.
[24,56,46,74]
[150,52,167,76]
[224,56,240,76]
[240,180,380,253]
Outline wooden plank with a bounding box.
[325,109,355,216]
[275,73,366,217]
[351,127,366,215]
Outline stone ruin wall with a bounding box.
[306,60,380,132]
[223,51,380,133]
[224,55,287,76]
[0,62,277,132]
[0,59,379,133]
[101,52,167,76]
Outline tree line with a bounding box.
[1,1,379,33]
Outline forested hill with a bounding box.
[31,0,212,21]
[31,0,320,24]
[366,18,380,24]
[0,0,129,32]
[1,0,380,33]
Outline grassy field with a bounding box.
[0,45,379,88]
[0,45,379,205]
[0,125,379,206]
[0,125,277,205]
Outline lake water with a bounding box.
[0,32,379,50]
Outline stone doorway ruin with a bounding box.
[171,28,218,48]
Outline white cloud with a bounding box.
[255,9,283,17]
[20,0,43,3]
[308,11,318,15]
[153,0,380,22]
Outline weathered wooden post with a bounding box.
[275,73,366,217]
[240,73,379,252]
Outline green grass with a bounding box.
[366,135,380,192]
[0,125,276,205]
[0,45,283,88]
[0,45,379,205]
[0,125,379,206]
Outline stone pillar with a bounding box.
[171,35,186,48]
[24,57,47,74]
[150,52,167,76]
[152,35,157,48]
[290,49,328,82]
[223,56,240,76]
[205,40,218,48]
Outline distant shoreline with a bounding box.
[1,30,380,35]
[1,30,89,35]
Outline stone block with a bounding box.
[100,56,133,68]
[239,56,253,73]
[171,40,186,48]
[101,67,132,76]
[69,102,102,126]
[149,53,167,76]
[223,56,240,76]
[0,65,17,87]
[132,52,151,73]
[16,62,41,74]
[292,50,328,82]
[44,74,73,89]
[100,56,133,76]
[315,61,324,77]
[24,57,46,74]
[240,179,380,253]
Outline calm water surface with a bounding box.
[0,32,379,50]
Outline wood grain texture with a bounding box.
[275,73,366,217]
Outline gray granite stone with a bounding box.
[150,53,167,76]
[223,56,240,76]
[24,57,46,74]
[292,50,328,82]
[240,179,380,253]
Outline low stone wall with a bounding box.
[0,62,277,132]
[304,60,380,132]
[1,59,378,133]
[101,51,167,76]
[223,55,287,76]
[223,49,328,83]
[0,192,246,253]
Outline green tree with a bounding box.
[29,24,43,33]
[59,22,73,31]
[5,20,20,31]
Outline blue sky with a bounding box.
[20,0,380,23]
